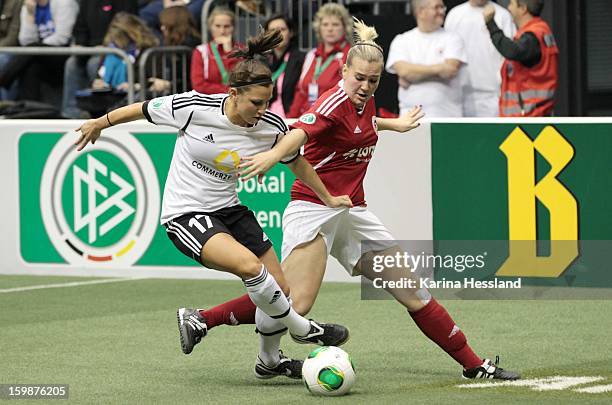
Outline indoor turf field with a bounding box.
[1,275,611,404]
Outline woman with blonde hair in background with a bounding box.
[286,2,353,117]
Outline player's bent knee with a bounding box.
[266,268,290,295]
[236,258,263,279]
[290,296,314,316]
[401,298,427,312]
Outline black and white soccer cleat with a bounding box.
[254,350,303,379]
[462,356,520,380]
[290,319,350,347]
[177,308,207,355]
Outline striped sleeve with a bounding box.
[290,87,347,141]
[260,110,288,133]
[144,91,223,129]
[261,110,298,164]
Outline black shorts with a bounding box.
[163,205,273,264]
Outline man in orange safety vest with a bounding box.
[484,0,558,116]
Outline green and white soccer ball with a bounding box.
[302,346,356,396]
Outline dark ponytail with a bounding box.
[228,28,283,89]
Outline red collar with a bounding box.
[315,40,348,58]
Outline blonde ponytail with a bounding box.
[347,17,384,66]
[352,17,379,44]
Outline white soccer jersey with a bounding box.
[143,91,295,224]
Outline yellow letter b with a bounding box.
[497,126,578,277]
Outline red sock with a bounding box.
[200,294,256,330]
[409,299,482,369]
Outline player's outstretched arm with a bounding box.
[239,128,308,182]
[376,105,424,133]
[287,156,353,209]
[74,102,145,151]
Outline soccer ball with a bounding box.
[302,346,356,396]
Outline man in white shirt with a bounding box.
[386,0,467,117]
[445,0,516,116]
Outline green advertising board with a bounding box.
[19,131,294,267]
[431,123,612,288]
[17,123,612,291]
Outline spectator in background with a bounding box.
[264,14,305,118]
[190,7,242,94]
[6,0,79,103]
[286,3,352,118]
[386,0,467,117]
[75,12,158,116]
[445,0,515,116]
[62,0,139,118]
[139,0,203,36]
[484,0,557,116]
[148,5,201,95]
[18,0,77,46]
[159,5,200,49]
[0,0,23,47]
[92,12,159,92]
[0,0,24,100]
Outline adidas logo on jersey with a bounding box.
[203,133,215,143]
[353,125,362,134]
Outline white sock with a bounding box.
[244,265,310,336]
[255,308,285,366]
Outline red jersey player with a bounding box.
[199,19,521,381]
[290,83,378,207]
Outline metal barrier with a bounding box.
[200,1,410,52]
[0,46,135,104]
[201,0,324,52]
[340,0,411,16]
[138,46,193,100]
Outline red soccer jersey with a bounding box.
[290,83,378,206]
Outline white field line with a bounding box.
[457,376,605,391]
[0,277,148,293]
[574,384,612,394]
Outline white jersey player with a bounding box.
[143,91,295,224]
[74,29,352,380]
